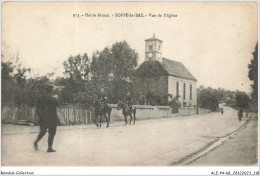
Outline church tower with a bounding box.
[145,34,163,62]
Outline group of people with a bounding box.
[32,84,250,152]
[98,88,132,110]
[34,85,133,152]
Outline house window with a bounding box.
[149,45,153,51]
[176,82,179,97]
[190,84,192,100]
[183,83,186,100]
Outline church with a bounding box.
[133,35,197,107]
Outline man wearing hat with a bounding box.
[125,92,133,110]
[34,83,59,152]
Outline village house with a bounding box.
[133,35,197,107]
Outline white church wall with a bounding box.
[168,76,197,107]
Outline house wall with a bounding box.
[168,76,197,107]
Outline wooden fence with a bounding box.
[1,105,93,126]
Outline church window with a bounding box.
[159,45,161,51]
[183,83,186,100]
[190,84,192,100]
[176,82,179,96]
[149,45,153,51]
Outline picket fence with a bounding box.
[1,105,93,125]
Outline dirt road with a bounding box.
[1,107,256,166]
[189,114,258,166]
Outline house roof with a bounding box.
[161,58,197,81]
[135,58,197,81]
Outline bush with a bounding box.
[197,88,219,111]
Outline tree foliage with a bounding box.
[197,86,251,111]
[2,60,16,106]
[235,91,250,108]
[63,53,90,81]
[248,42,258,108]
[1,54,31,106]
[25,77,51,106]
[90,41,138,103]
[1,41,138,107]
[197,87,219,111]
[59,53,96,106]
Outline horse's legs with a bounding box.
[133,111,136,125]
[130,114,132,125]
[124,115,128,126]
[94,113,99,127]
[99,115,102,127]
[104,114,109,128]
[107,113,111,128]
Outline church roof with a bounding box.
[135,60,168,77]
[161,58,197,81]
[145,36,163,42]
[135,58,197,81]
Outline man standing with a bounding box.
[34,84,59,152]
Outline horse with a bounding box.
[117,101,136,126]
[92,100,112,128]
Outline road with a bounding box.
[1,107,257,166]
[189,113,258,166]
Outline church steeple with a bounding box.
[145,34,163,62]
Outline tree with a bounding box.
[59,41,139,105]
[110,41,138,102]
[90,48,113,93]
[1,60,13,80]
[235,91,250,109]
[1,59,16,106]
[25,76,51,106]
[111,41,138,82]
[53,76,68,86]
[60,53,95,106]
[63,53,90,81]
[197,87,219,111]
[91,41,139,103]
[248,42,258,109]
[1,54,31,106]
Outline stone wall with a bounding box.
[109,104,172,122]
[178,107,211,116]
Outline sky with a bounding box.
[2,2,258,93]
